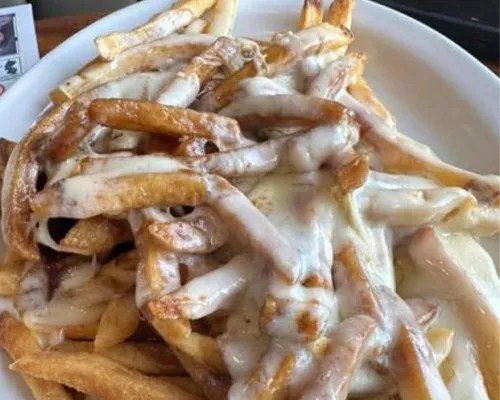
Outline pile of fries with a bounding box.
[1,0,499,399]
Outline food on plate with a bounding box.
[0,0,499,399]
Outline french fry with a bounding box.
[391,323,451,400]
[333,243,384,320]
[95,0,217,60]
[405,297,439,329]
[204,23,353,110]
[308,52,367,99]
[157,38,245,107]
[298,0,324,30]
[2,102,70,260]
[63,323,100,340]
[50,34,216,104]
[11,351,203,400]
[55,341,186,376]
[220,94,349,129]
[46,70,179,162]
[0,314,73,400]
[150,317,227,374]
[334,154,369,195]
[328,0,355,28]
[60,216,133,256]
[408,228,500,400]
[161,377,205,396]
[347,77,395,125]
[205,0,239,36]
[148,254,251,320]
[31,172,208,219]
[184,18,208,34]
[174,349,231,400]
[88,99,246,150]
[299,315,376,399]
[94,293,139,351]
[149,209,228,254]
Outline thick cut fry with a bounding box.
[298,0,324,29]
[391,323,451,400]
[63,323,100,340]
[0,314,73,400]
[299,315,376,399]
[174,350,231,400]
[150,317,227,374]
[205,0,239,36]
[94,293,139,351]
[95,0,217,60]
[11,351,203,400]
[334,155,369,195]
[204,23,353,110]
[149,208,228,254]
[60,216,133,256]
[31,172,207,219]
[2,102,70,259]
[408,228,500,400]
[308,52,367,100]
[50,34,215,103]
[328,0,355,28]
[220,94,349,129]
[47,70,179,162]
[158,37,247,107]
[333,244,384,320]
[148,254,252,320]
[347,77,394,125]
[89,99,245,150]
[185,18,208,34]
[55,341,185,376]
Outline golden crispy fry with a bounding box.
[0,314,73,400]
[0,250,25,296]
[328,0,355,28]
[2,102,70,260]
[334,155,369,195]
[60,216,133,256]
[408,228,500,400]
[174,349,230,400]
[220,94,349,129]
[89,99,244,150]
[95,0,216,60]
[94,293,139,351]
[426,328,454,366]
[205,23,353,110]
[298,0,324,30]
[150,317,227,374]
[55,341,185,376]
[50,34,215,104]
[391,323,451,400]
[31,172,207,219]
[308,52,367,99]
[348,77,394,125]
[149,210,228,254]
[205,0,239,36]
[299,315,377,399]
[157,37,245,107]
[333,244,384,320]
[11,351,203,400]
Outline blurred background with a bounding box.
[0,0,498,59]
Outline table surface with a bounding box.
[35,13,499,75]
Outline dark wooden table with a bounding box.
[35,13,499,75]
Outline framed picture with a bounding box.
[0,14,18,57]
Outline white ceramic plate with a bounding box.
[0,0,498,397]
